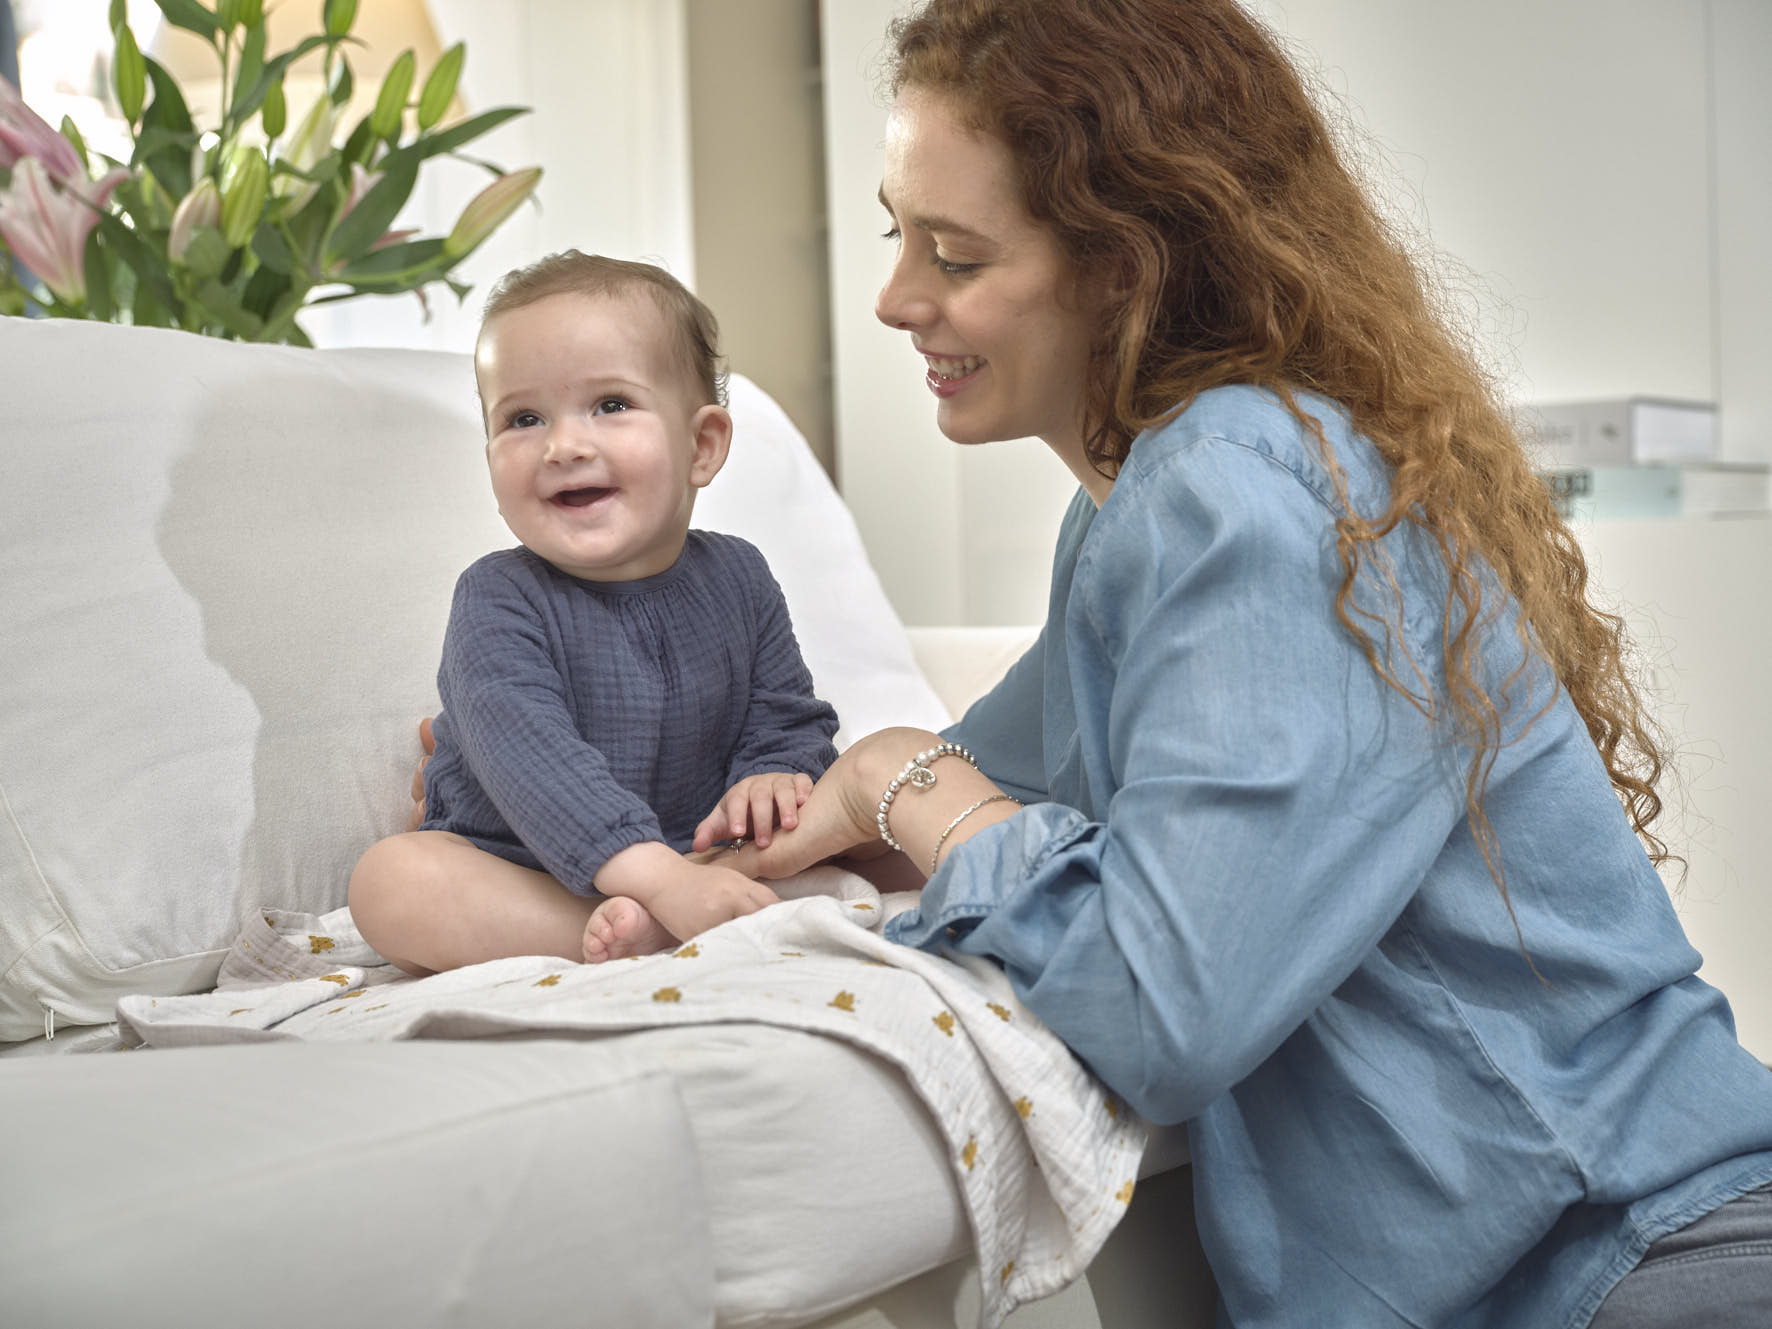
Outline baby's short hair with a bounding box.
[481,250,728,407]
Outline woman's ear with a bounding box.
[688,404,734,488]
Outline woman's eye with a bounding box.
[594,397,630,415]
[881,226,902,242]
[934,254,981,276]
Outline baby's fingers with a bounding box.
[749,781,782,847]
[692,805,735,853]
[772,779,804,835]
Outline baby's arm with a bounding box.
[691,770,814,852]
[595,841,780,940]
[720,546,840,786]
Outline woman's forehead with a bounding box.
[880,88,1026,230]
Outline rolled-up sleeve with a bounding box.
[887,435,1468,1124]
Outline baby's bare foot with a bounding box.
[582,896,677,964]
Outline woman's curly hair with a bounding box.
[890,0,1670,904]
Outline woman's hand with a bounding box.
[726,727,948,881]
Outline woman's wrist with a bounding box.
[851,728,1018,875]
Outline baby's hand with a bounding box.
[692,771,815,852]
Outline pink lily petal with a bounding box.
[370,227,419,252]
[0,74,84,183]
[0,159,128,305]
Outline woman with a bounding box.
[705,1,1772,1324]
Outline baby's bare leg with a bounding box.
[349,830,597,974]
[582,897,677,964]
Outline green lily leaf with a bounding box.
[142,57,195,134]
[180,226,231,279]
[252,224,296,274]
[196,278,265,338]
[60,116,91,171]
[83,228,115,323]
[242,262,289,320]
[231,23,266,117]
[409,106,529,160]
[151,0,221,41]
[330,52,355,107]
[335,237,447,283]
[234,36,333,123]
[339,114,375,167]
[217,0,244,30]
[95,212,180,312]
[324,152,418,266]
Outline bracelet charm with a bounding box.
[876,742,977,852]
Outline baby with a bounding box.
[349,250,839,973]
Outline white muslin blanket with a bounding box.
[116,868,1149,1326]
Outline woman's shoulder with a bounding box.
[1117,383,1392,522]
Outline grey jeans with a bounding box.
[1588,1184,1772,1328]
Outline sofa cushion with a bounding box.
[0,316,946,1040]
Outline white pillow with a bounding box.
[0,316,945,1040]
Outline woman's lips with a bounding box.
[924,354,985,398]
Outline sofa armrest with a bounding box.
[904,625,1040,720]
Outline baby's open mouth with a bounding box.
[553,486,613,507]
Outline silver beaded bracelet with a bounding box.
[876,742,977,852]
[929,793,1020,874]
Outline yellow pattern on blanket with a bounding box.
[115,867,1148,1329]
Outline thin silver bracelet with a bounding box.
[876,742,977,852]
[929,794,1019,875]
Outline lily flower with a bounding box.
[0,157,129,305]
[0,74,84,183]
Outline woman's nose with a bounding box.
[875,256,933,332]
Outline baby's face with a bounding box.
[476,291,717,582]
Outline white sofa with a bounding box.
[0,316,1210,1329]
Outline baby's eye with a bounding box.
[508,409,542,429]
[594,397,630,415]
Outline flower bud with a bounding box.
[444,166,541,258]
[370,50,416,140]
[323,0,358,38]
[417,44,464,129]
[168,178,222,261]
[261,77,287,139]
[113,24,146,123]
[221,149,268,249]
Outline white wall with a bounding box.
[1577,517,1772,1060]
[307,0,694,354]
[823,0,1772,625]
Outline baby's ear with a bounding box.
[688,404,733,488]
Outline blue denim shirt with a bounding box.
[885,385,1772,1328]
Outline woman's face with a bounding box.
[875,88,1103,482]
